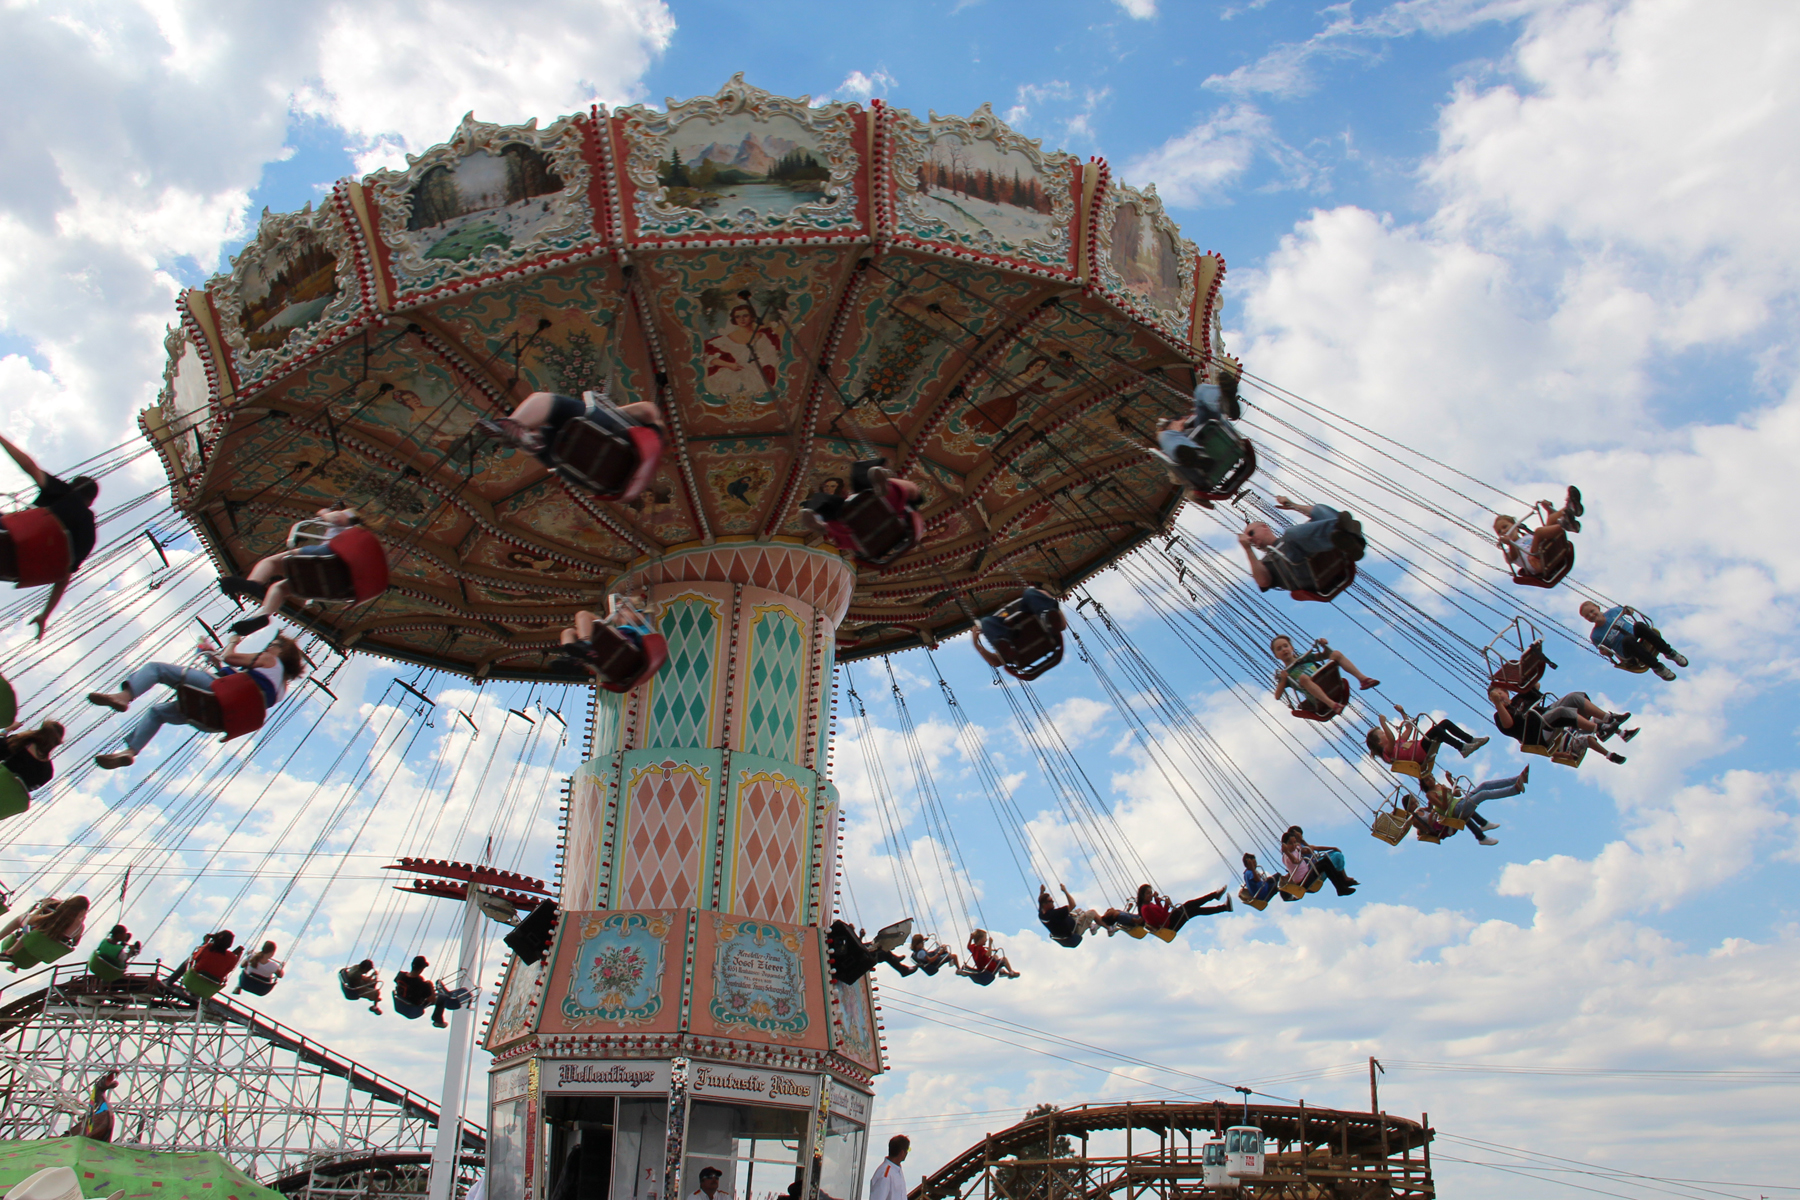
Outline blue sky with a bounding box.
[3,2,1798,1198]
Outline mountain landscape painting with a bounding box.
[656,114,834,218]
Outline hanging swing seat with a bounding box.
[993,602,1063,681]
[1147,925,1178,943]
[1121,924,1149,939]
[0,508,72,587]
[552,416,663,502]
[0,671,16,727]
[1600,649,1651,674]
[562,627,670,693]
[0,766,30,822]
[236,971,276,997]
[435,983,473,1011]
[835,484,924,566]
[338,967,378,1002]
[1276,547,1357,603]
[1289,662,1351,722]
[869,918,913,955]
[176,671,267,742]
[1188,424,1260,501]
[6,930,77,968]
[1370,809,1411,846]
[1236,887,1270,911]
[1509,536,1574,588]
[182,968,227,999]
[1388,729,1437,779]
[1277,879,1307,899]
[282,524,390,604]
[86,951,126,982]
[1491,641,1554,693]
[393,997,427,1020]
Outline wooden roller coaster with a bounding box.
[911,1100,1433,1200]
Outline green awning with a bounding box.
[0,1138,285,1200]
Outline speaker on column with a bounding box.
[504,899,559,964]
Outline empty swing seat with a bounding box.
[176,671,267,742]
[1511,538,1574,588]
[835,484,925,565]
[0,508,72,588]
[0,766,30,822]
[1370,809,1410,846]
[1290,662,1351,723]
[182,968,227,999]
[283,526,390,603]
[553,418,663,502]
[1490,639,1553,693]
[87,951,126,983]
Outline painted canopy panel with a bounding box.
[146,78,1226,678]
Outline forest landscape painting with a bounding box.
[405,143,567,262]
[905,133,1058,252]
[654,113,834,218]
[236,229,339,352]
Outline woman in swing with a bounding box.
[1365,704,1489,765]
[86,632,305,769]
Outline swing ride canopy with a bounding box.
[142,75,1225,680]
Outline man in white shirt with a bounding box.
[689,1167,729,1200]
[868,1136,909,1200]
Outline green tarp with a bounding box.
[0,1138,285,1200]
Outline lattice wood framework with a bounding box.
[0,967,484,1187]
[915,1100,1435,1200]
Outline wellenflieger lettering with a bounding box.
[559,1064,658,1087]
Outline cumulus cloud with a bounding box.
[1113,0,1157,18]
[1120,102,1292,206]
[820,69,897,105]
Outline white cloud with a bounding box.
[1113,0,1157,19]
[821,69,897,105]
[1120,102,1282,206]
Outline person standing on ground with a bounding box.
[869,1136,909,1200]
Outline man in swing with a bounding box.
[800,457,924,558]
[478,388,667,500]
[1154,359,1246,501]
[1238,495,1366,595]
[0,432,99,640]
[973,587,1066,678]
[1579,600,1689,680]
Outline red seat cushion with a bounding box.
[329,526,390,603]
[0,509,72,588]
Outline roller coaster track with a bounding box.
[912,1100,1433,1200]
[0,964,483,1189]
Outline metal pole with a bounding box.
[1368,1057,1381,1115]
[428,887,484,1200]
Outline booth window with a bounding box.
[682,1101,811,1200]
[488,1098,527,1200]
[817,1113,867,1200]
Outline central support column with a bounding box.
[484,540,882,1200]
[561,539,855,922]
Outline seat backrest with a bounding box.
[0,509,72,588]
[553,417,639,494]
[1513,538,1575,588]
[602,633,669,694]
[1292,551,1355,602]
[839,487,921,564]
[1370,810,1409,845]
[0,767,30,822]
[180,674,267,741]
[284,549,358,602]
[329,526,390,603]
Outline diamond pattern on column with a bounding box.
[732,771,807,923]
[645,595,721,748]
[741,605,805,761]
[619,762,708,909]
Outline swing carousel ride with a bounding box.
[0,77,1663,1198]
